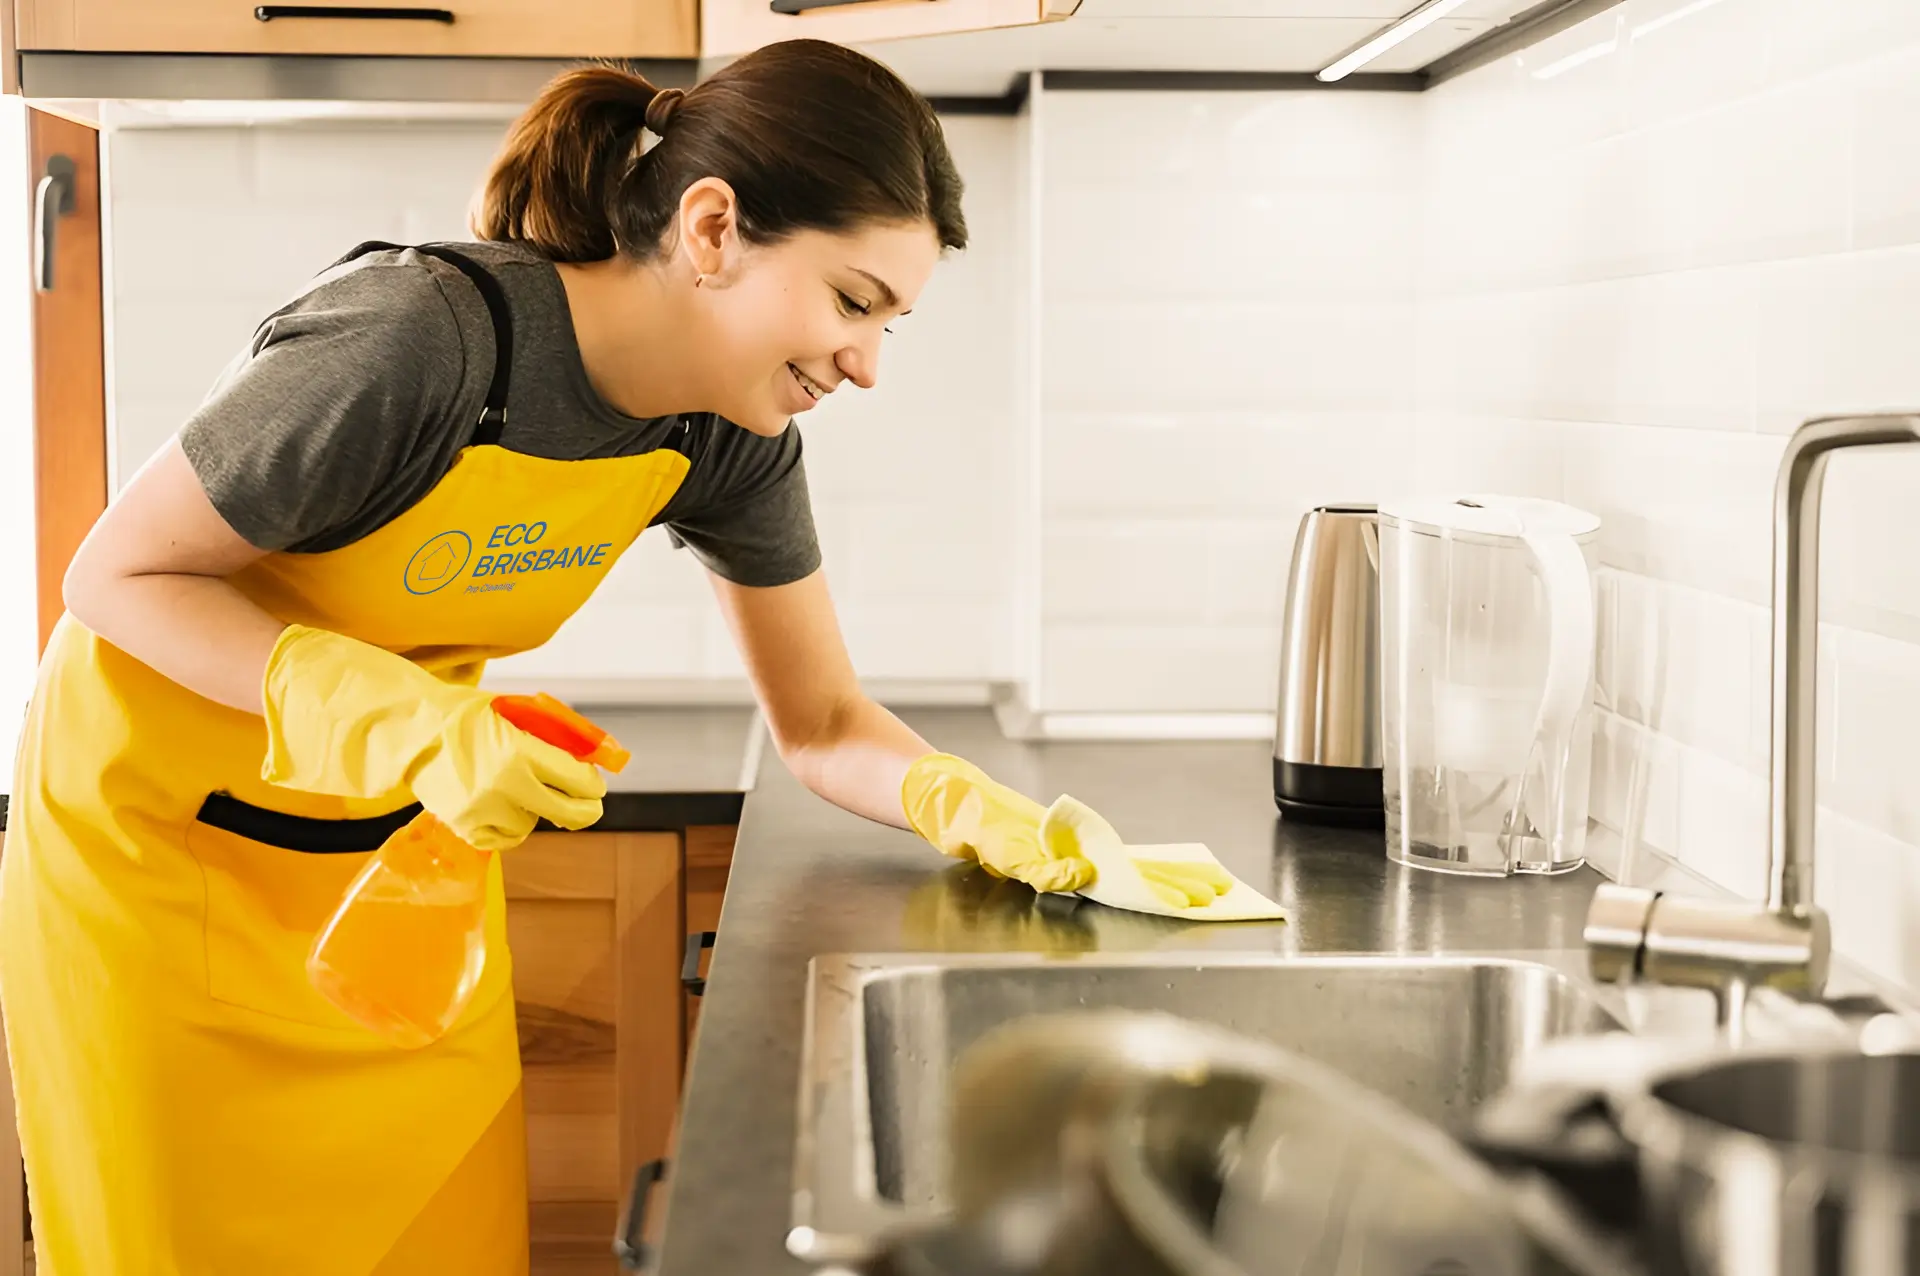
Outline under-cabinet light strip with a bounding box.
[1317,0,1476,82]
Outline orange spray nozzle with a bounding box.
[490,693,631,773]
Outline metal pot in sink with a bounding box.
[857,1011,1639,1276]
[1469,1039,1920,1276]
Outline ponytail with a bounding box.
[477,41,967,266]
[473,65,672,262]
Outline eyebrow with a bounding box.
[849,268,902,312]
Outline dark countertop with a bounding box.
[654,708,1607,1276]
[0,706,759,835]
[576,706,758,831]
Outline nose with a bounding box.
[835,331,882,391]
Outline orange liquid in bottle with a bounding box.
[308,695,627,1049]
[307,814,490,1050]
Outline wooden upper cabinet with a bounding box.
[703,0,1074,59]
[14,0,698,58]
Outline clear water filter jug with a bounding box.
[1378,495,1600,876]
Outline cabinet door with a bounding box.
[16,0,696,58]
[703,0,1073,59]
[680,825,734,1066]
[25,106,106,654]
[505,831,682,1256]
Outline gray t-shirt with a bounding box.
[179,240,821,588]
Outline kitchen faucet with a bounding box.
[1584,413,1920,1034]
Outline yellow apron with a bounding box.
[0,243,692,1275]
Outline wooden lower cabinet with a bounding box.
[504,826,734,1267]
[0,824,734,1275]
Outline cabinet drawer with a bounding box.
[702,0,1069,58]
[17,0,697,58]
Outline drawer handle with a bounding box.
[770,0,933,12]
[255,5,456,22]
[614,1157,669,1271]
[682,931,716,996]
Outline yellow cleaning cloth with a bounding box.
[1038,795,1288,922]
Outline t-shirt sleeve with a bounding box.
[657,417,822,588]
[178,260,471,553]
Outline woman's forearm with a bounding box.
[780,694,932,828]
[61,439,285,716]
[66,572,286,715]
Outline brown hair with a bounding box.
[475,41,967,263]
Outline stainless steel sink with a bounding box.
[789,951,1628,1264]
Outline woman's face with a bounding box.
[678,183,943,435]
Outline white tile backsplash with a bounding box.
[1423,0,1920,993]
[1041,622,1277,713]
[1041,299,1417,414]
[1042,522,1213,622]
[1754,247,1920,434]
[1830,625,1920,847]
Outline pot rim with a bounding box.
[1612,1043,1920,1194]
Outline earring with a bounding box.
[695,273,706,289]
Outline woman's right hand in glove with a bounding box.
[259,624,605,851]
[900,753,1095,894]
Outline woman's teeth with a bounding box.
[789,363,824,402]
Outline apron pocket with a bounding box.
[185,819,376,1029]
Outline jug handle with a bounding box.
[1516,525,1595,841]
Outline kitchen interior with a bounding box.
[5,0,1920,1273]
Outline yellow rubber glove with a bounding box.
[900,754,1095,894]
[260,624,606,851]
[1131,859,1235,910]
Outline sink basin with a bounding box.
[790,951,1628,1263]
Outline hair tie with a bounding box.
[645,87,685,136]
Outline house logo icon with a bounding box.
[403,531,473,595]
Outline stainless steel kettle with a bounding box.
[1272,504,1382,826]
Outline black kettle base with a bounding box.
[1273,759,1385,829]
[1275,796,1386,829]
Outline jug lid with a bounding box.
[1379,494,1600,543]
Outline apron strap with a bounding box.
[332,240,514,448]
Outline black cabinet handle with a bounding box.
[614,1157,669,1270]
[682,931,716,996]
[770,0,930,12]
[255,6,455,22]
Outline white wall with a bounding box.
[103,113,1025,694]
[1032,89,1422,716]
[0,98,37,778]
[1418,0,1920,988]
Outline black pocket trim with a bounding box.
[194,792,422,854]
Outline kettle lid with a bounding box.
[1380,493,1601,542]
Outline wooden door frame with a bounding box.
[28,105,108,652]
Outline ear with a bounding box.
[676,177,740,280]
